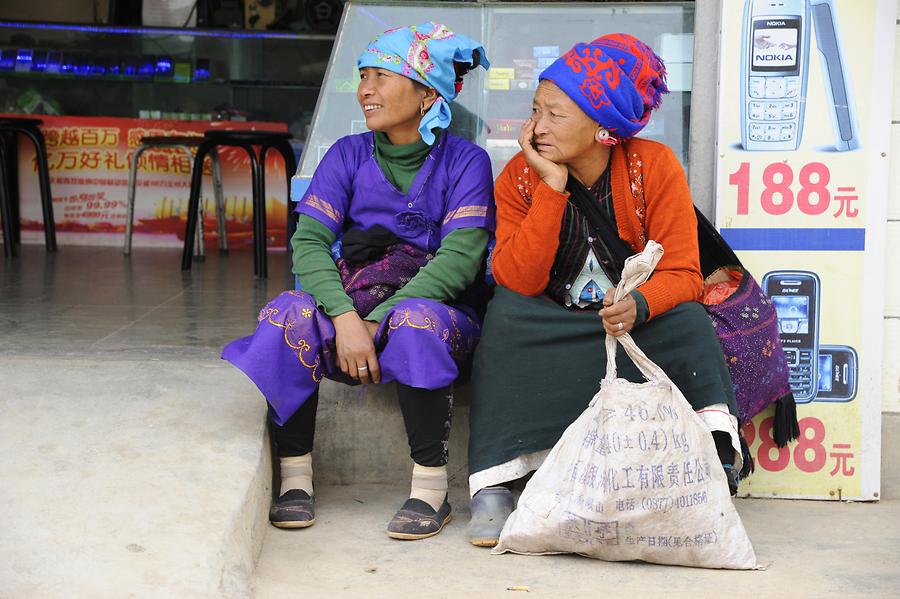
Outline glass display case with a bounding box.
[297,0,695,183]
[0,21,336,136]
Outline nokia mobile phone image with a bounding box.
[740,0,810,151]
[817,344,858,402]
[809,0,860,151]
[762,270,821,402]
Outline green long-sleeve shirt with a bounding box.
[291,128,489,323]
[291,215,488,322]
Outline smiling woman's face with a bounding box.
[357,67,434,143]
[529,80,599,165]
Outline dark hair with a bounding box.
[454,48,482,81]
[410,48,482,95]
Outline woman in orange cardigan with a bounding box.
[466,34,742,547]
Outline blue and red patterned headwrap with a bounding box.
[539,33,668,140]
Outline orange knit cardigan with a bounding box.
[491,137,702,320]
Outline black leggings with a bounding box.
[713,431,735,466]
[268,384,454,467]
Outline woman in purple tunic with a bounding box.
[222,22,493,540]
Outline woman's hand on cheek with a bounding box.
[333,311,382,384]
[518,119,567,193]
[598,289,637,337]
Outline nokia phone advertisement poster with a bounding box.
[715,0,896,500]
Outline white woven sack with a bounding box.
[494,241,758,569]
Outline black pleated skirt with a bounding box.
[468,286,737,477]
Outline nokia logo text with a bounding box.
[765,20,786,26]
[756,53,793,61]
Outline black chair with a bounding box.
[0,117,56,258]
[125,135,227,258]
[181,129,297,278]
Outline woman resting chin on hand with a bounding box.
[466,33,743,549]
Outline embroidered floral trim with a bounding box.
[385,304,474,356]
[626,150,647,246]
[363,23,456,90]
[388,308,437,333]
[516,163,534,204]
[368,48,403,65]
[259,298,323,383]
[406,23,454,82]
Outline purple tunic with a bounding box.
[222,131,494,425]
[296,131,495,252]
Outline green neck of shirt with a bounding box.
[373,129,441,195]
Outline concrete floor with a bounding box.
[253,485,900,599]
[0,246,291,597]
[0,355,270,598]
[0,245,293,358]
[2,246,899,598]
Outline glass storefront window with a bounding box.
[0,21,335,134]
[298,0,695,182]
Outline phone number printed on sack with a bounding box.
[640,491,709,513]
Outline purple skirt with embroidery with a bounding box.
[221,291,481,425]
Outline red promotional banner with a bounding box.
[6,115,293,250]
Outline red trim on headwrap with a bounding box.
[539,33,668,139]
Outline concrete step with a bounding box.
[308,380,472,488]
[0,356,270,598]
[279,383,900,502]
[251,483,900,598]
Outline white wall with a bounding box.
[882,9,900,413]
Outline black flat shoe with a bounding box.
[269,489,316,529]
[387,497,452,540]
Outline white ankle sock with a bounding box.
[409,464,447,511]
[280,454,313,496]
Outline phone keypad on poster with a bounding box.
[749,76,800,99]
[748,76,800,99]
[746,75,800,142]
[749,122,795,142]
[784,76,800,97]
[764,77,785,98]
[748,100,798,122]
[785,348,815,398]
[749,76,765,98]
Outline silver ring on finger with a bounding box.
[357,365,368,371]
